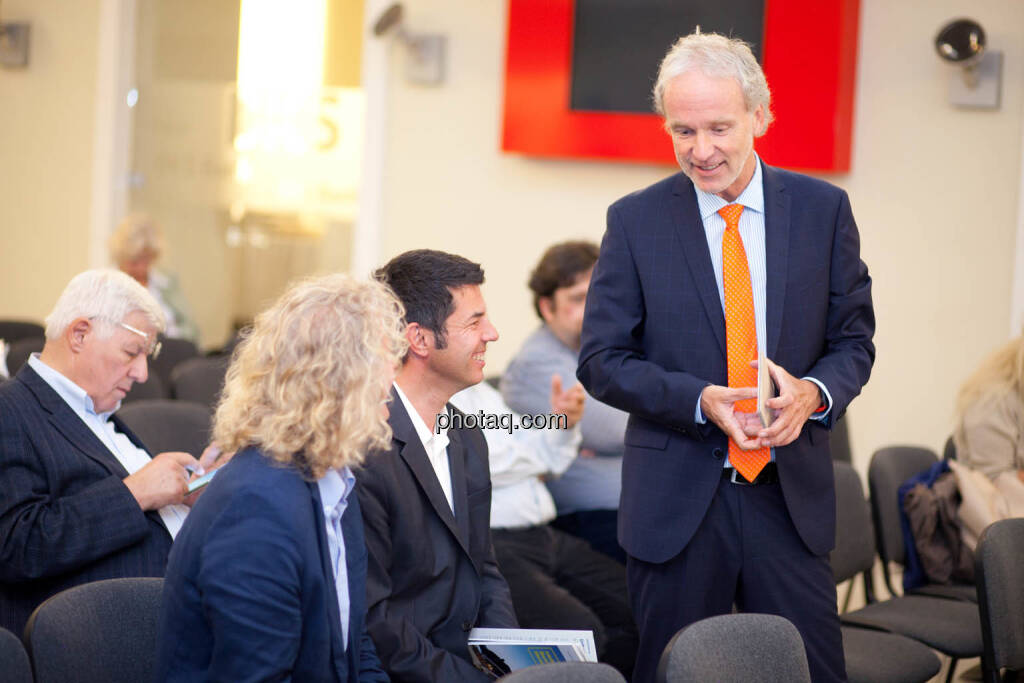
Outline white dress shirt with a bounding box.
[393,382,454,513]
[450,382,581,528]
[28,354,189,537]
[317,466,355,651]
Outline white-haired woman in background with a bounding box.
[109,213,198,342]
[155,273,406,682]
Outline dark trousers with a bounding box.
[550,508,626,564]
[492,525,637,679]
[626,475,846,683]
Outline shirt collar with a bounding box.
[393,381,450,451]
[28,353,115,418]
[318,466,356,515]
[694,152,765,221]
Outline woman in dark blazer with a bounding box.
[155,274,407,682]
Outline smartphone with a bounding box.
[186,468,218,493]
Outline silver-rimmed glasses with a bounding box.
[118,322,162,359]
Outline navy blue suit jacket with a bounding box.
[357,392,518,682]
[578,163,875,562]
[155,447,387,683]
[0,365,171,635]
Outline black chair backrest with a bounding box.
[943,435,958,461]
[829,416,852,463]
[170,355,230,409]
[497,662,626,682]
[5,336,45,376]
[117,399,212,458]
[24,577,164,683]
[148,336,199,394]
[120,371,167,402]
[0,626,32,683]
[657,613,811,683]
[867,446,939,570]
[975,518,1024,678]
[0,320,45,343]
[830,462,876,583]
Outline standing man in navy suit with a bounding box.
[0,269,209,635]
[156,274,405,681]
[577,32,875,682]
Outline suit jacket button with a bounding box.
[712,448,724,459]
[462,621,473,631]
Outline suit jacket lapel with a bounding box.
[670,173,728,356]
[389,392,471,558]
[18,366,131,478]
[310,481,349,677]
[762,162,790,358]
[445,424,472,546]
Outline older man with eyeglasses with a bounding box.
[0,269,217,635]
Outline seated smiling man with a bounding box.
[360,250,518,682]
[0,269,209,634]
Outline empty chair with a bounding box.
[120,371,167,402]
[117,399,212,458]
[497,662,625,682]
[0,320,45,343]
[942,435,957,462]
[170,355,230,409]
[831,463,942,683]
[0,626,32,683]
[868,446,976,602]
[833,461,982,683]
[24,577,163,683]
[657,613,811,683]
[830,415,852,463]
[975,518,1024,682]
[148,336,199,393]
[841,627,941,683]
[4,336,45,376]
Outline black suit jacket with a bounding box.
[578,162,875,562]
[357,390,518,682]
[0,365,171,634]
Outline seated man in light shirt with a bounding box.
[450,378,638,679]
[502,241,630,563]
[0,269,215,635]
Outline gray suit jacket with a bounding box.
[0,365,171,634]
[357,390,517,682]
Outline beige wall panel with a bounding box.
[0,0,102,323]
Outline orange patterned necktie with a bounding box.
[719,204,770,482]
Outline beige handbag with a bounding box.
[949,459,1024,550]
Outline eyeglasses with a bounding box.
[118,322,162,359]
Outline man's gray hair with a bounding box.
[44,269,166,340]
[652,32,774,136]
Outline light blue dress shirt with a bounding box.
[690,157,832,466]
[317,466,356,651]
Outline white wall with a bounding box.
[0,0,102,318]
[378,0,1024,469]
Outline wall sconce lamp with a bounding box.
[372,3,445,86]
[0,0,30,68]
[935,18,1001,109]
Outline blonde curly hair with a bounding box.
[213,273,407,479]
